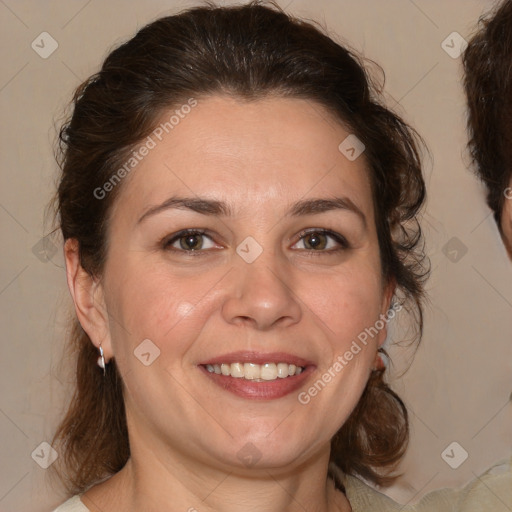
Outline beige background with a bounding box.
[1,0,511,510]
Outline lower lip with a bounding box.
[199,366,314,400]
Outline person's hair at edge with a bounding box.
[48,0,429,497]
[463,0,512,234]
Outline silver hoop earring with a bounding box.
[97,345,106,376]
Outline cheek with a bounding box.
[103,265,227,365]
[103,266,209,359]
[306,266,385,344]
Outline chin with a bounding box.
[212,425,326,472]
[219,443,313,473]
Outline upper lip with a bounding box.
[199,351,315,368]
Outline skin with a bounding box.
[65,95,394,512]
[501,177,512,259]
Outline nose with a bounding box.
[221,250,302,331]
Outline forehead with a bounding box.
[112,95,374,221]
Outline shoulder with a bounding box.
[333,455,512,512]
[51,495,89,512]
[455,456,512,512]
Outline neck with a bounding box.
[82,435,350,512]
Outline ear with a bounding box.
[501,182,512,260]
[64,238,113,362]
[374,277,396,356]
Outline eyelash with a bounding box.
[161,228,350,256]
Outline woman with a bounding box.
[49,2,509,511]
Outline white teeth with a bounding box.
[204,362,305,381]
[243,362,259,380]
[277,363,289,378]
[230,362,244,378]
[261,363,277,381]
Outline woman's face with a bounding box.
[96,95,393,471]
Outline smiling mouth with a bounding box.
[199,352,314,399]
[203,362,305,381]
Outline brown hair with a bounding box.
[463,0,512,227]
[50,0,428,495]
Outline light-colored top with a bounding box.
[52,495,87,512]
[52,457,512,511]
[339,457,512,511]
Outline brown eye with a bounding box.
[179,233,204,250]
[303,232,328,250]
[164,230,217,252]
[293,229,349,252]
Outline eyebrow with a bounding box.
[137,196,367,227]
